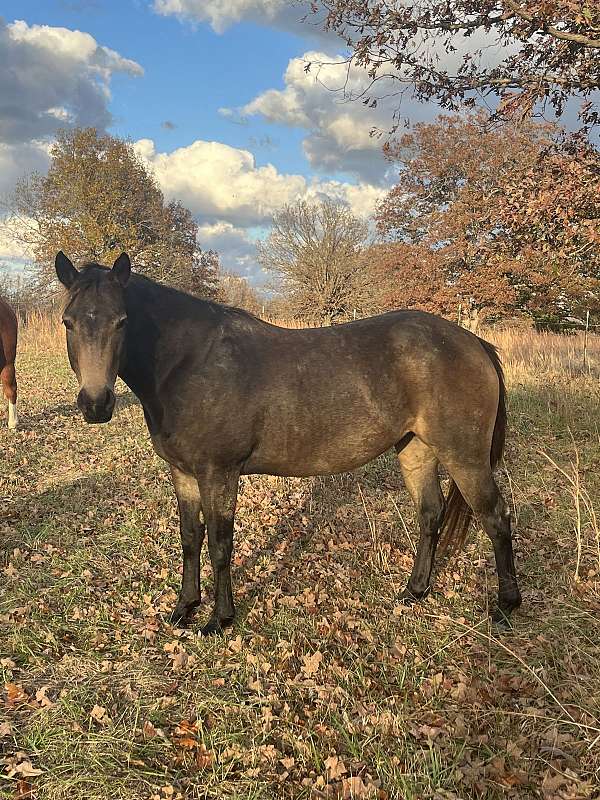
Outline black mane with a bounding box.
[77,262,262,326]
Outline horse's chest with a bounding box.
[150,431,191,472]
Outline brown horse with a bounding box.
[0,296,18,429]
[55,252,522,635]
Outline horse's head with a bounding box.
[55,251,131,424]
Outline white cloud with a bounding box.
[134,138,306,226]
[152,0,313,35]
[135,137,383,281]
[226,30,520,183]
[0,141,51,197]
[0,19,143,146]
[307,180,385,220]
[134,136,384,228]
[0,214,38,267]
[235,51,395,183]
[197,220,261,280]
[7,19,141,76]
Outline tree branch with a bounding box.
[502,0,600,48]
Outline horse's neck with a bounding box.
[119,280,220,419]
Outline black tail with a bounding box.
[438,337,507,554]
[478,338,507,469]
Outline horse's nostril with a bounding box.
[76,388,89,411]
[77,387,114,420]
[104,388,115,410]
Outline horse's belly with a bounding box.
[243,426,399,477]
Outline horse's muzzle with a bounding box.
[77,387,116,424]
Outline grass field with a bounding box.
[1,318,599,799]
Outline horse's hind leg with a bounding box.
[448,464,522,623]
[396,438,445,603]
[1,363,17,429]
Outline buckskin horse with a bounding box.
[55,251,522,635]
[0,295,18,429]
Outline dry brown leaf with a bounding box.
[5,683,29,706]
[178,736,198,750]
[196,744,214,769]
[341,775,377,799]
[34,686,53,708]
[541,769,570,798]
[8,760,43,778]
[143,720,158,739]
[90,704,111,725]
[301,650,323,678]
[14,778,35,799]
[325,754,348,780]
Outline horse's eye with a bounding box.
[63,319,74,331]
[116,317,127,329]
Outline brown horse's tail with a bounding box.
[438,338,506,555]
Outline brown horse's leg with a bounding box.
[397,438,445,603]
[170,465,205,626]
[1,362,17,429]
[198,465,239,636]
[448,465,521,623]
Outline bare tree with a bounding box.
[257,199,371,325]
[218,271,264,316]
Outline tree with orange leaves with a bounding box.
[372,114,599,324]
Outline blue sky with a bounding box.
[11,0,312,173]
[0,0,404,283]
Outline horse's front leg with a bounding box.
[197,465,239,636]
[169,465,205,625]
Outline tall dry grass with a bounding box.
[18,309,63,356]
[487,326,600,380]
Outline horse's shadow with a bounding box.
[1,471,141,553]
[2,459,401,626]
[230,462,407,616]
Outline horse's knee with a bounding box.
[208,536,232,570]
[1,364,16,402]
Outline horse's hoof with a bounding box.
[491,591,521,628]
[170,601,200,627]
[200,616,233,637]
[398,586,429,606]
[491,607,514,628]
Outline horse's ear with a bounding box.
[111,253,131,287]
[55,251,78,288]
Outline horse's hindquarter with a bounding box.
[0,300,17,366]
